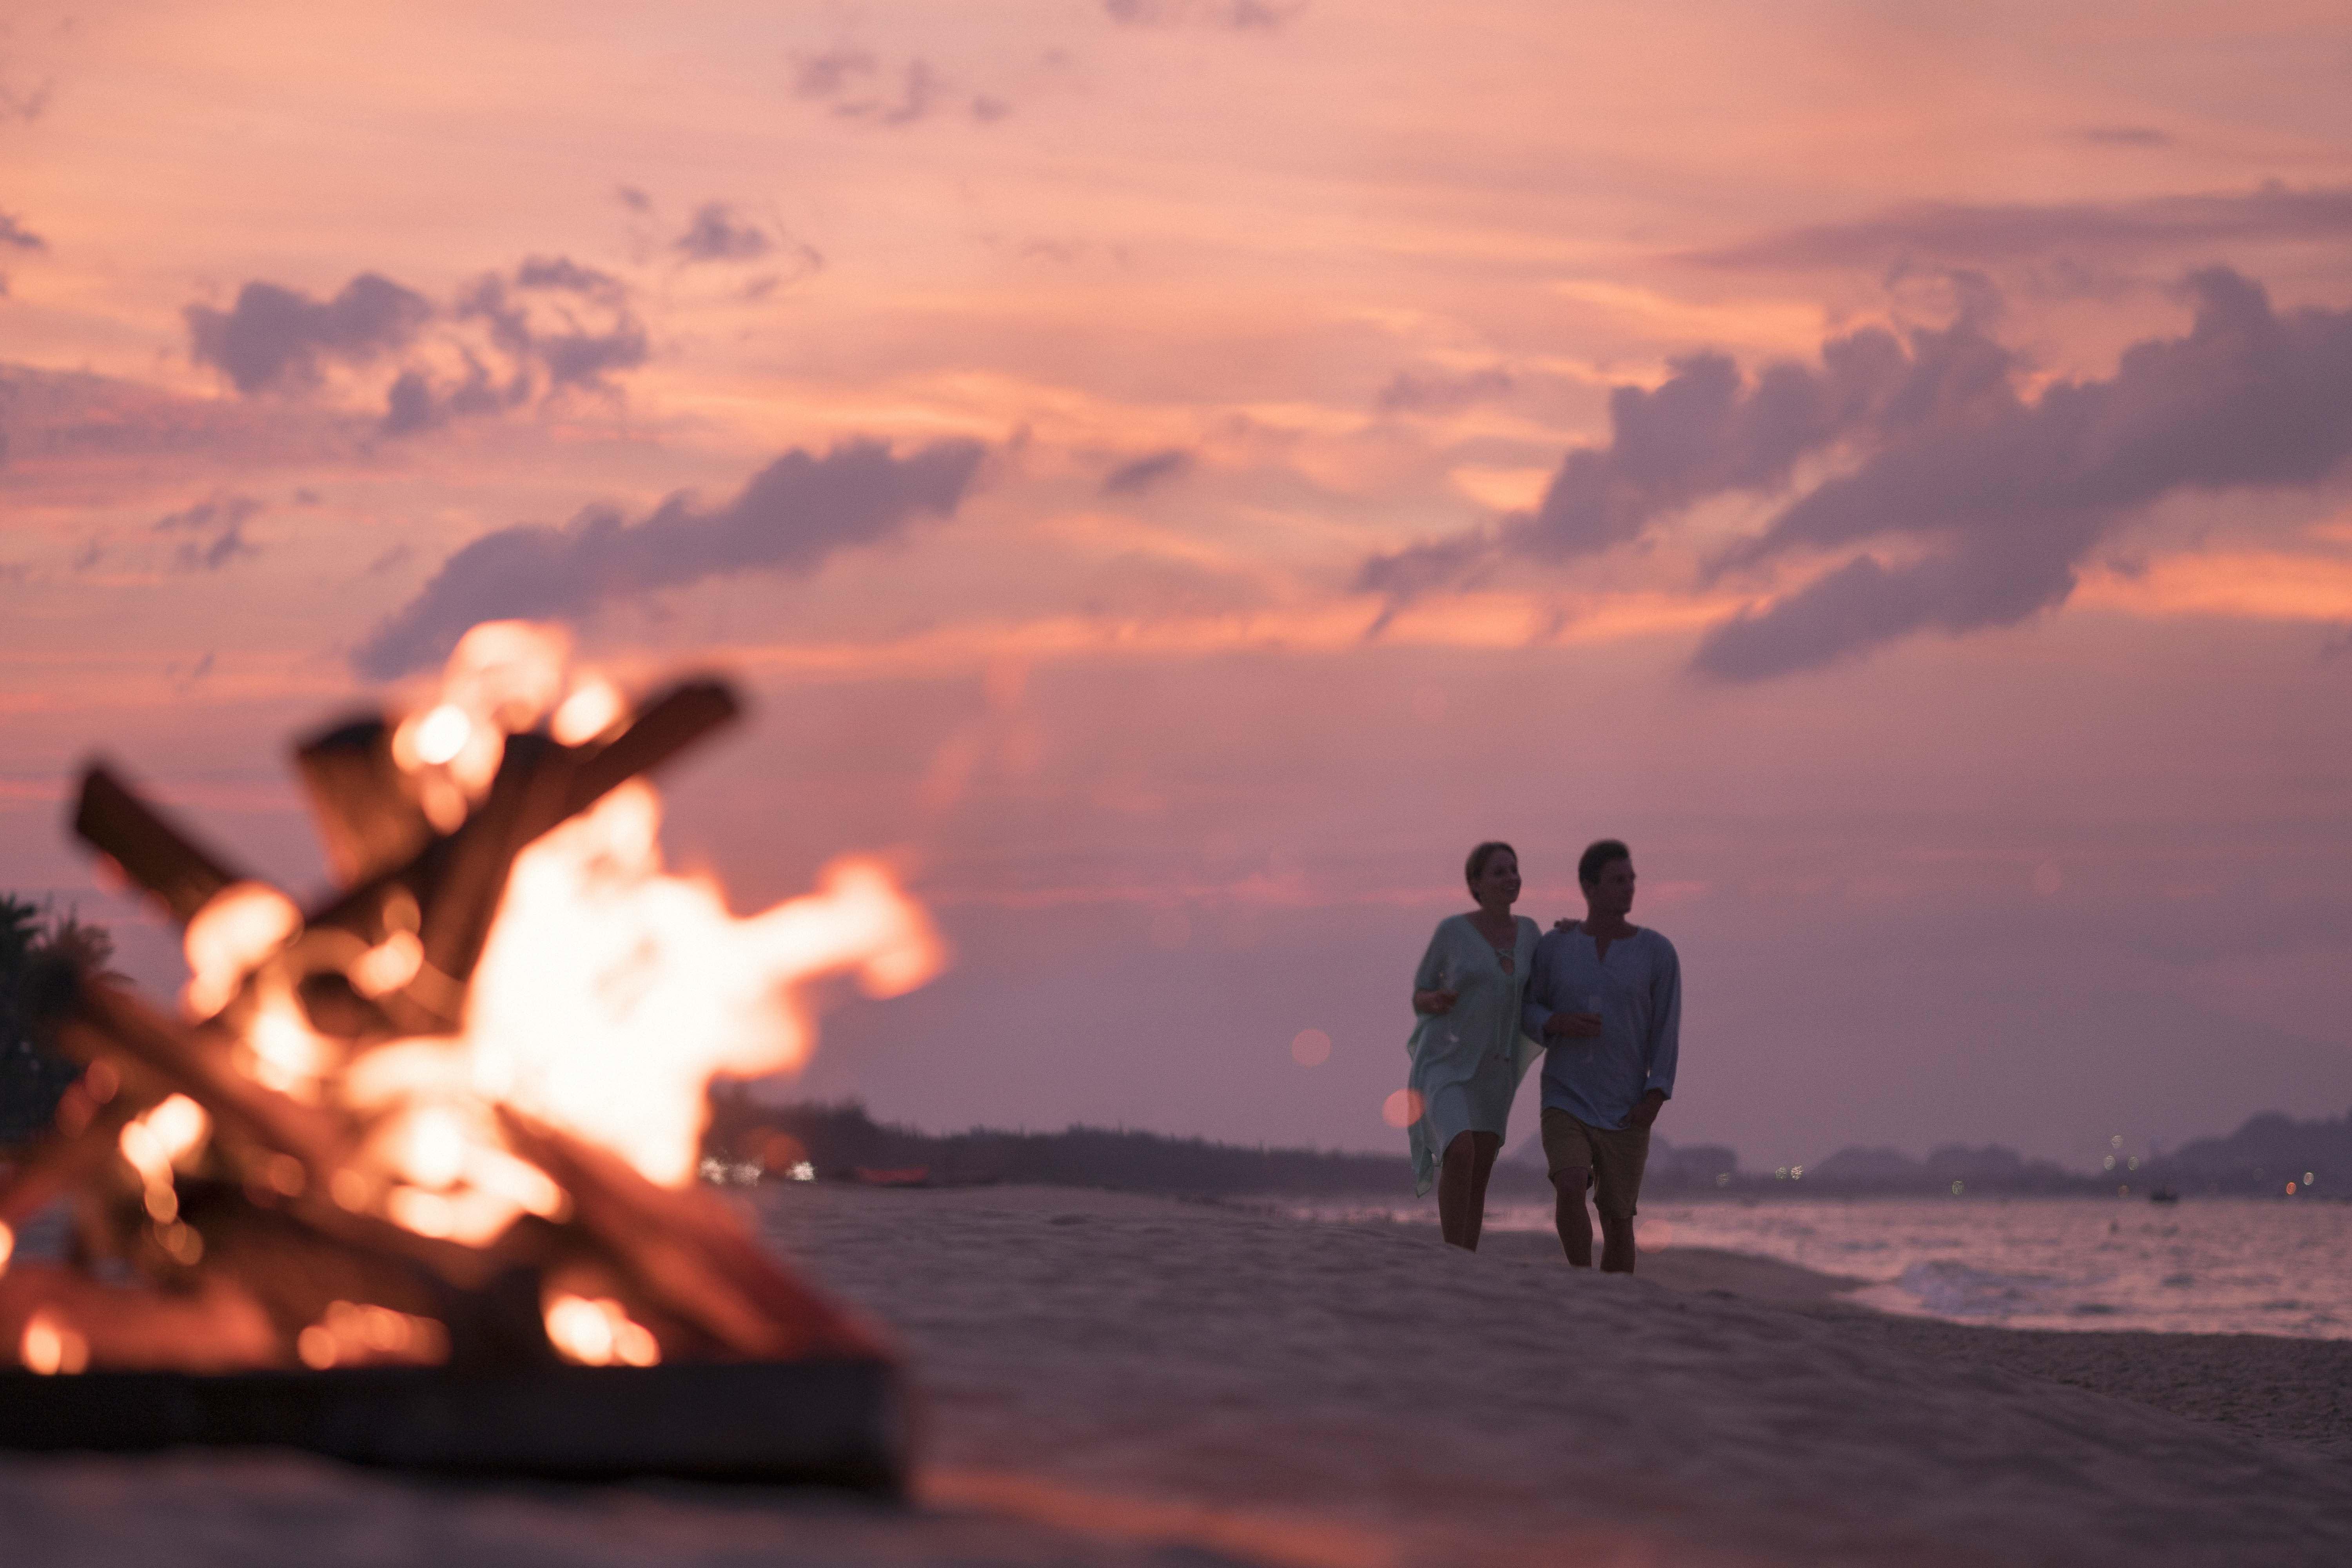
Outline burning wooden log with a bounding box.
[294,717,433,886]
[74,767,243,924]
[0,623,939,1490]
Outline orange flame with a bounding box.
[168,621,946,1250]
[467,787,939,1187]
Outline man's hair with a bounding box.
[1464,840,1516,890]
[1577,838,1631,888]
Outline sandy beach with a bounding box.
[4,1183,2348,1567]
[1461,1224,2352,1459]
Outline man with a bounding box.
[1520,840,1680,1273]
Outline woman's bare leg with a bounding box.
[1439,1132,1504,1250]
[1464,1132,1501,1250]
[1438,1133,1475,1247]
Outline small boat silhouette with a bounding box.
[2149,1185,2180,1204]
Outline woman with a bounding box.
[1405,841,1541,1249]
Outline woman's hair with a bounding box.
[1577,838,1631,888]
[1464,840,1517,890]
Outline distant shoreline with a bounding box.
[699,1096,2351,1204]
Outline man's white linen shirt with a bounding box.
[1521,926,1681,1132]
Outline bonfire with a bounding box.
[0,622,941,1486]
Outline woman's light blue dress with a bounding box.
[1405,913,1541,1196]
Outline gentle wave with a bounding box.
[1882,1259,2063,1319]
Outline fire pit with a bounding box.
[0,623,940,1491]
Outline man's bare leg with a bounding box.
[1599,1214,1638,1274]
[1551,1167,1594,1266]
[1438,1132,1503,1249]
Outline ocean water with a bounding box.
[1308,1195,2352,1339]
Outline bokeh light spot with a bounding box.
[1290,1028,1332,1067]
[412,704,473,766]
[1381,1089,1424,1129]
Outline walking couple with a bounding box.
[1404,839,1680,1271]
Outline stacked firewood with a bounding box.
[0,673,884,1377]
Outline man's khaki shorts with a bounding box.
[1540,1106,1651,1221]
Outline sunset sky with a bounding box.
[4,1,2348,1173]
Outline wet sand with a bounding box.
[1461,1224,1877,1303]
[2,1183,2347,1566]
[1420,1221,2352,1459]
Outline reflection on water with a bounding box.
[1298,1196,2352,1339]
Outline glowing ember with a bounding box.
[410,706,474,768]
[0,620,936,1378]
[544,1292,662,1367]
[20,1313,87,1376]
[296,1300,452,1369]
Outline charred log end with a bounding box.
[71,767,243,925]
[567,679,742,815]
[293,717,436,886]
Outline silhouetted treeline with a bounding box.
[1786,1142,2104,1195]
[705,1091,1444,1197]
[0,896,107,1145]
[709,1094,1769,1199]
